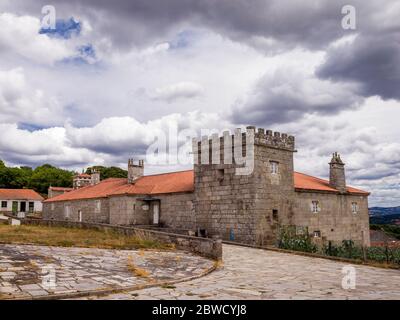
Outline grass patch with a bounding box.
[0,225,171,250]
[127,255,150,278]
[213,259,224,268]
[161,284,176,289]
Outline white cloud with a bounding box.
[0,67,63,126]
[65,111,227,154]
[0,123,99,167]
[0,13,74,65]
[152,81,204,103]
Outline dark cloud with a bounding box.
[317,34,400,100]
[230,69,363,125]
[1,0,375,50]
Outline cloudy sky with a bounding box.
[0,0,399,206]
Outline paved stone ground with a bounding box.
[0,244,214,299]
[88,244,400,300]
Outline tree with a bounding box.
[86,166,127,180]
[0,160,31,189]
[28,164,73,194]
[0,160,127,195]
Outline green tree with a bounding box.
[28,164,73,194]
[86,166,127,180]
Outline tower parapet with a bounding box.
[192,126,295,165]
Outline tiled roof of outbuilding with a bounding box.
[44,170,194,202]
[49,187,73,191]
[0,189,44,200]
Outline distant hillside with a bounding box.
[369,206,400,225]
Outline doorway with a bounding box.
[12,201,18,214]
[20,202,26,212]
[152,202,159,225]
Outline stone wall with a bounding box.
[293,191,370,246]
[44,192,196,231]
[42,198,110,223]
[157,193,196,230]
[22,219,222,260]
[109,195,138,225]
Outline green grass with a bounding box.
[0,224,172,250]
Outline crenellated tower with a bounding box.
[192,126,296,244]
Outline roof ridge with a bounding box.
[143,169,194,177]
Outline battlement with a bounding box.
[192,126,295,165]
[128,159,144,167]
[127,159,144,183]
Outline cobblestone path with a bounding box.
[0,244,214,299]
[91,244,400,300]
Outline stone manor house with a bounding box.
[43,126,370,246]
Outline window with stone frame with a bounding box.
[216,169,224,182]
[351,202,358,214]
[95,200,101,213]
[313,230,321,237]
[272,209,278,221]
[64,205,70,218]
[269,161,279,174]
[311,200,320,213]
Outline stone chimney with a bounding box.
[128,159,144,184]
[90,168,100,185]
[329,152,346,193]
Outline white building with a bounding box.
[0,189,44,217]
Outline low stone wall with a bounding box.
[21,219,222,260]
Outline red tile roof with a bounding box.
[110,170,195,196]
[0,189,44,201]
[44,170,194,202]
[294,172,369,195]
[44,170,369,203]
[49,187,73,191]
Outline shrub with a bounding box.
[278,227,317,253]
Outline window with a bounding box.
[51,203,55,211]
[270,161,279,174]
[1,201,7,208]
[64,205,70,218]
[28,202,34,213]
[95,200,101,213]
[313,230,321,238]
[216,169,224,182]
[351,202,358,214]
[78,210,82,222]
[272,209,278,221]
[311,201,320,213]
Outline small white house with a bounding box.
[0,189,44,217]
